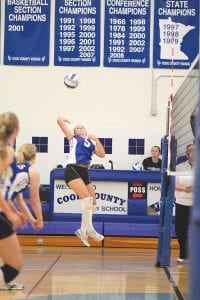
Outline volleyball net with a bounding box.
[168,54,200,173]
[156,55,200,267]
[169,54,200,296]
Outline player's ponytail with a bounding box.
[17,143,37,164]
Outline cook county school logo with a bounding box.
[147,183,175,216]
[147,183,161,215]
[150,201,160,213]
[53,180,128,215]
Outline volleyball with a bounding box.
[64,73,79,89]
[132,162,143,171]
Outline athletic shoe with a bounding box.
[87,230,104,242]
[0,282,24,290]
[176,257,188,264]
[75,229,90,247]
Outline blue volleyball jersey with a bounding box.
[67,135,96,165]
[4,160,30,201]
[0,157,17,195]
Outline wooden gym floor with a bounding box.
[0,236,187,300]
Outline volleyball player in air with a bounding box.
[57,116,105,247]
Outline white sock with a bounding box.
[0,269,5,285]
[88,205,102,234]
[87,213,95,233]
[87,204,96,233]
[80,211,88,234]
[80,197,94,233]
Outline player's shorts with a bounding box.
[0,211,14,239]
[64,164,91,185]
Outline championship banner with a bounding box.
[104,0,150,67]
[53,180,128,215]
[54,0,100,66]
[4,0,51,66]
[153,0,199,69]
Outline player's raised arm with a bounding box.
[57,116,73,140]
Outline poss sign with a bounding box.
[128,182,147,199]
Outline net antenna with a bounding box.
[165,30,177,175]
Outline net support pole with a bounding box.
[155,136,175,267]
[188,100,200,299]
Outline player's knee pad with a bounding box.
[1,264,19,283]
[82,197,93,210]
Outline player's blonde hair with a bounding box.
[17,143,37,164]
[0,112,19,141]
[0,141,7,160]
[74,125,87,135]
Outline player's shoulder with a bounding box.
[29,165,40,178]
[73,134,82,141]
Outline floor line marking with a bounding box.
[164,267,185,300]
[26,254,62,298]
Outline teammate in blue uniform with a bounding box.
[57,116,105,247]
[5,143,44,231]
[0,112,25,290]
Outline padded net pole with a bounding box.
[155,136,175,267]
